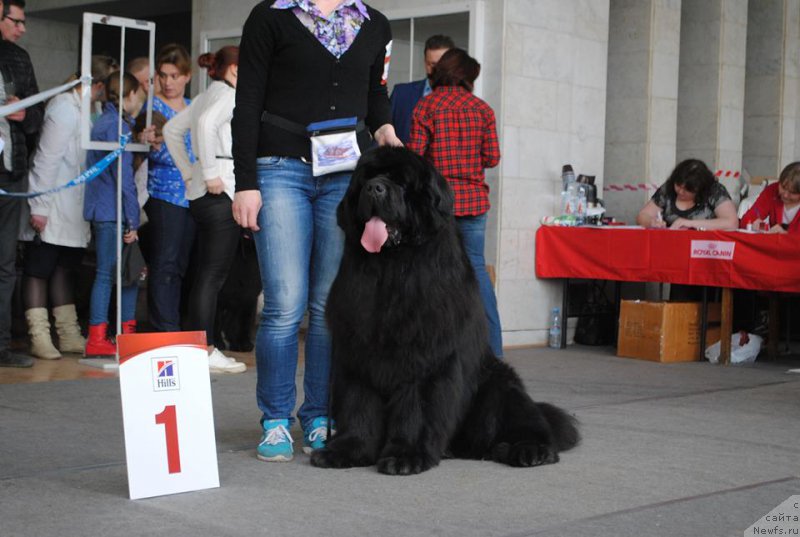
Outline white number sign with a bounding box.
[118,332,220,500]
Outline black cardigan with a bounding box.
[232,2,392,191]
[0,40,43,181]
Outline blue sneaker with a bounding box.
[257,419,294,462]
[303,416,335,454]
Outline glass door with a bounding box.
[199,29,242,91]
[384,2,482,95]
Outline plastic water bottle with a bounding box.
[560,165,577,219]
[548,307,562,348]
[561,164,576,192]
[575,184,588,225]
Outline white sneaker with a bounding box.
[208,348,246,374]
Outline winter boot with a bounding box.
[84,323,117,357]
[52,304,86,354]
[25,308,61,360]
[121,320,137,334]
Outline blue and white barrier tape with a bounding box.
[0,78,84,118]
[0,134,130,198]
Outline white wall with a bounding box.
[742,0,800,177]
[604,0,681,227]
[779,1,800,171]
[677,1,748,169]
[499,0,610,346]
[19,16,79,92]
[677,0,748,202]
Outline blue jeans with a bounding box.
[253,156,349,432]
[89,222,139,325]
[457,214,504,357]
[144,198,196,331]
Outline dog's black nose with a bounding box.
[365,178,388,198]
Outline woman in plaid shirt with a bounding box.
[408,48,503,358]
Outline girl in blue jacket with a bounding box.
[83,72,144,357]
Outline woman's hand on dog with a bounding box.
[374,123,403,147]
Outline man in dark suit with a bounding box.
[389,34,454,144]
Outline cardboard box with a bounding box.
[749,175,774,186]
[617,301,721,363]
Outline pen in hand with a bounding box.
[652,209,666,228]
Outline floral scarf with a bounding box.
[272,0,370,58]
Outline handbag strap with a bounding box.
[261,112,366,138]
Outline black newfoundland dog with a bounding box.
[310,147,579,475]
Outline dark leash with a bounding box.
[326,346,335,444]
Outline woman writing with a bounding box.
[741,162,800,234]
[163,46,246,374]
[637,158,738,300]
[637,159,738,230]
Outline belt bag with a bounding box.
[307,117,361,177]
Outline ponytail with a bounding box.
[105,71,140,104]
[198,46,239,81]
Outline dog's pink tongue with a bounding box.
[361,216,389,253]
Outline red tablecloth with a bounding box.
[535,226,800,293]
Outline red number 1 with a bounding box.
[155,405,182,474]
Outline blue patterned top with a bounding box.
[272,0,369,58]
[147,96,194,208]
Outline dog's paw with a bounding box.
[310,448,356,469]
[499,442,559,468]
[376,453,435,476]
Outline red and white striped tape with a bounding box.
[602,170,741,192]
[603,183,659,192]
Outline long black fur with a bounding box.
[311,147,580,475]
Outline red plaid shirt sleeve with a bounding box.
[481,108,500,170]
[407,87,501,216]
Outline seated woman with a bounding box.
[740,161,800,233]
[637,159,739,230]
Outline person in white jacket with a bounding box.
[19,56,117,359]
[163,46,245,374]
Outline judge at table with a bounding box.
[740,161,800,234]
[637,159,738,231]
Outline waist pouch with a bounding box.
[262,112,365,177]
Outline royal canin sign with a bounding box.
[690,240,736,260]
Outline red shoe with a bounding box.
[84,323,117,357]
[121,320,137,334]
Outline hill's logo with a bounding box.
[690,240,735,260]
[152,357,180,392]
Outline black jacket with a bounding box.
[0,39,43,181]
